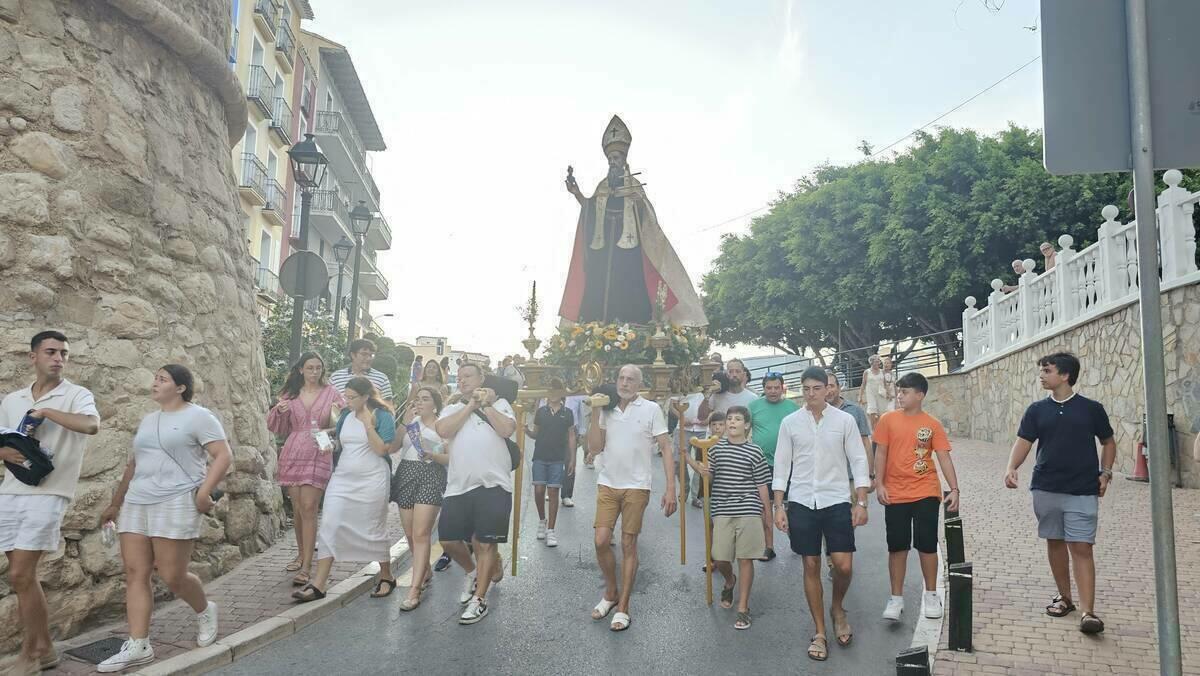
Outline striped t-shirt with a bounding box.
[329,367,394,402]
[708,439,771,518]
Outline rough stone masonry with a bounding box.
[0,0,284,651]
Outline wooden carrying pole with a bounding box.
[670,400,689,565]
[690,435,719,606]
[511,403,525,577]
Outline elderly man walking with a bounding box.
[587,365,677,632]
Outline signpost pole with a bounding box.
[288,189,313,367]
[1124,2,1182,673]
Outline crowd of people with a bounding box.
[0,329,1130,672]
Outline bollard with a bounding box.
[896,646,931,676]
[948,561,973,652]
[943,490,964,566]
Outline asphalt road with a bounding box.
[218,449,926,676]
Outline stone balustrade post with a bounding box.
[989,279,1004,350]
[1156,169,1198,282]
[1018,258,1036,342]
[1097,205,1121,303]
[962,296,977,365]
[1054,234,1075,324]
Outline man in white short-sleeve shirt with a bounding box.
[585,365,677,632]
[0,331,100,673]
[435,363,516,626]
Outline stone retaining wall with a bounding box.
[0,0,283,651]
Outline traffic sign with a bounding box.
[278,251,329,300]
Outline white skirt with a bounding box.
[118,491,201,540]
[316,467,390,563]
[0,494,69,552]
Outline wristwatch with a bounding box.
[855,501,868,508]
[1100,468,1113,479]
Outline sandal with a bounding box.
[592,597,618,620]
[1080,612,1105,634]
[734,611,751,630]
[291,571,310,587]
[807,634,828,661]
[285,557,302,572]
[719,580,735,610]
[1046,594,1076,617]
[291,584,326,603]
[831,608,853,646]
[399,597,421,612]
[371,578,396,598]
[420,573,433,592]
[610,611,631,632]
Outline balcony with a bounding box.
[245,65,274,120]
[359,252,389,301]
[308,188,352,244]
[254,265,282,302]
[366,212,391,251]
[275,19,294,72]
[262,178,286,227]
[238,153,267,206]
[269,96,292,144]
[252,0,277,41]
[313,110,381,210]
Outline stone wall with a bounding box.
[0,0,283,650]
[920,280,1200,488]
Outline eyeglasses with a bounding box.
[765,371,782,378]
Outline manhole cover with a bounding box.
[65,637,126,665]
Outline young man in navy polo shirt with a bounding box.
[1004,352,1116,635]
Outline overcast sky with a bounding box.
[305,0,1045,360]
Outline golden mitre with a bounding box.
[602,115,632,154]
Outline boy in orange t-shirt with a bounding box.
[873,372,960,623]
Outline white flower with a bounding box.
[603,345,612,352]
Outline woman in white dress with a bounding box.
[292,377,396,602]
[859,354,889,427]
[391,386,449,611]
[881,354,897,411]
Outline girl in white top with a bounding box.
[392,386,449,611]
[99,365,232,673]
[859,354,889,426]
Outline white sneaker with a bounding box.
[923,591,943,619]
[459,575,477,604]
[196,601,218,647]
[97,639,155,673]
[883,596,905,622]
[537,520,547,540]
[562,497,574,507]
[459,596,488,625]
[546,529,558,547]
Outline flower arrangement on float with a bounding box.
[543,321,710,368]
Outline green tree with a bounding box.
[703,125,1199,372]
[261,303,348,396]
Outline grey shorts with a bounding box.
[1032,490,1098,544]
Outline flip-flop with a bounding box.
[371,578,397,598]
[831,609,853,646]
[610,611,631,632]
[291,584,326,603]
[592,597,618,620]
[734,611,751,630]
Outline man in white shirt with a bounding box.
[0,331,100,675]
[586,365,677,632]
[772,366,869,662]
[435,363,516,626]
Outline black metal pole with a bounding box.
[895,646,930,676]
[948,561,973,652]
[288,189,313,367]
[346,233,364,348]
[332,260,345,331]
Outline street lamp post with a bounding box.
[346,200,374,346]
[331,235,353,331]
[285,134,329,367]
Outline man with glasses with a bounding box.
[330,339,393,404]
[748,372,798,560]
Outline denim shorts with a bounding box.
[531,460,565,488]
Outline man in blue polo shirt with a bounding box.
[1004,352,1116,635]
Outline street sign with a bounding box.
[278,251,328,300]
[1041,0,1200,174]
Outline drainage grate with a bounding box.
[64,637,126,665]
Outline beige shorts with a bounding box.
[711,515,765,561]
[593,485,651,535]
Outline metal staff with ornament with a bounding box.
[511,401,526,577]
[690,434,720,606]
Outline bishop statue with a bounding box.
[558,115,707,327]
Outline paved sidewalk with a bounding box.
[46,511,405,674]
[933,438,1200,676]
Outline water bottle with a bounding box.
[100,521,117,548]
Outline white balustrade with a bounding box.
[961,172,1200,368]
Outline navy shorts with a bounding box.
[438,486,512,544]
[884,497,940,553]
[787,502,855,557]
[531,460,565,488]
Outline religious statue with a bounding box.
[558,115,707,327]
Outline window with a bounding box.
[243,124,258,157]
[266,150,278,181]
[251,38,264,66]
[259,231,272,270]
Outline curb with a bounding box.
[909,540,948,668]
[130,539,411,676]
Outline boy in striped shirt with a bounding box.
[687,405,770,630]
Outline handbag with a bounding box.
[472,409,521,471]
[0,430,54,486]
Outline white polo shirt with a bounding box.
[772,404,870,509]
[440,399,516,497]
[597,396,668,491]
[0,379,99,500]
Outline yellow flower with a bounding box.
[592,327,604,336]
[594,340,603,349]
[603,329,619,341]
[618,341,629,350]
[572,327,584,337]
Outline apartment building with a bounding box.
[298,30,391,335]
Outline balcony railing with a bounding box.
[275,19,295,67]
[254,266,281,300]
[246,65,274,118]
[269,96,292,144]
[253,0,277,40]
[263,178,286,224]
[311,189,351,224]
[313,110,381,207]
[238,153,267,204]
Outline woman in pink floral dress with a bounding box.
[268,352,344,586]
